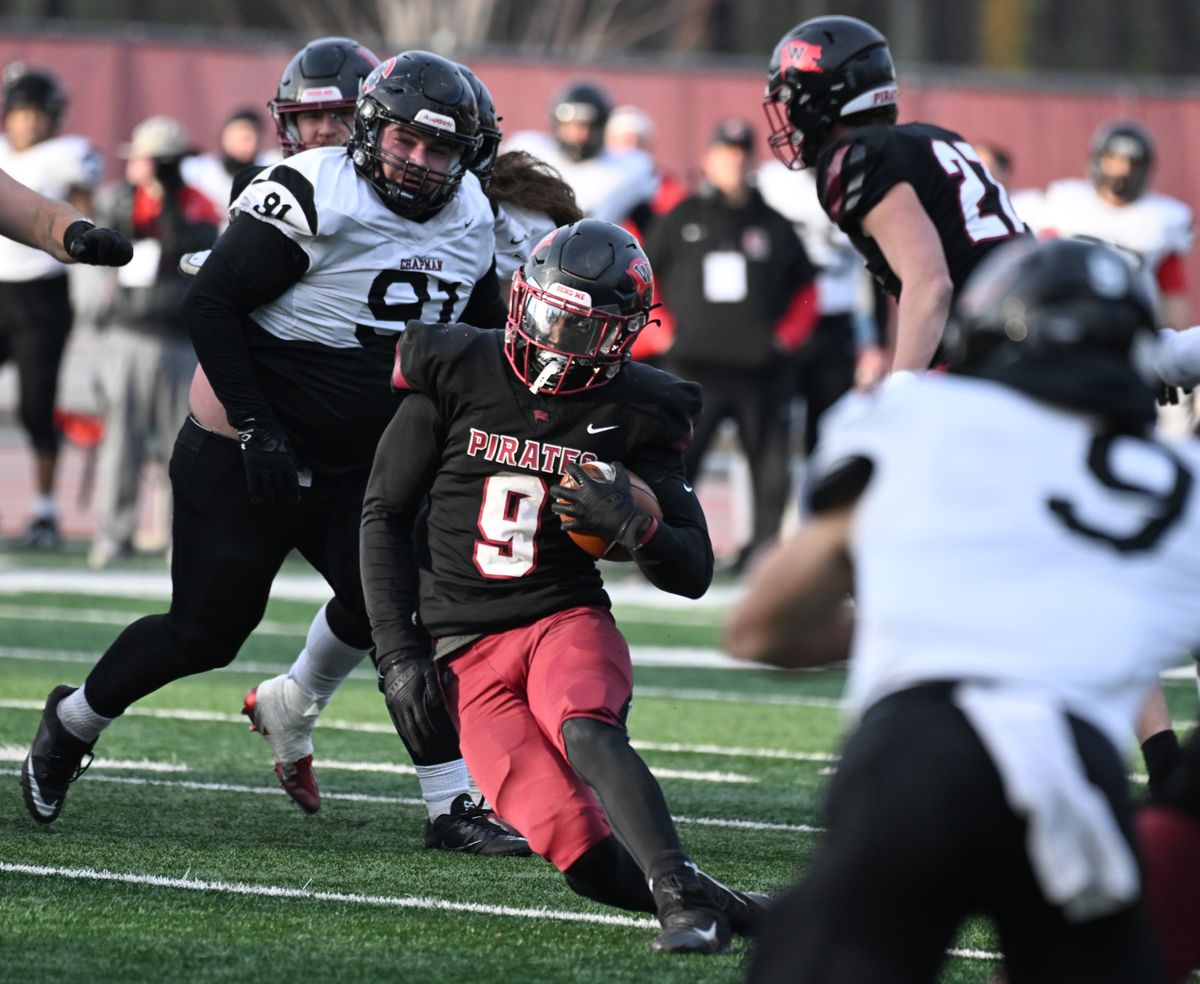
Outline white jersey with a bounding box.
[182,151,279,227]
[812,374,1200,750]
[0,133,102,281]
[1033,178,1194,280]
[756,160,864,316]
[503,130,657,224]
[492,201,556,285]
[231,148,495,347]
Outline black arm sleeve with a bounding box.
[459,257,507,330]
[631,461,714,599]
[361,393,445,664]
[183,214,309,430]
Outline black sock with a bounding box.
[1142,729,1182,801]
[563,836,655,913]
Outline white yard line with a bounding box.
[0,744,187,772]
[0,861,657,929]
[0,569,746,608]
[0,696,836,764]
[0,767,810,833]
[0,859,1002,962]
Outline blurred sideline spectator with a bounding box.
[182,107,276,226]
[505,79,658,224]
[605,104,690,365]
[0,63,102,549]
[88,116,219,569]
[973,140,1045,230]
[647,118,817,573]
[757,159,883,452]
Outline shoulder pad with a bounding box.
[395,321,487,397]
[821,131,887,225]
[233,163,319,238]
[619,363,703,454]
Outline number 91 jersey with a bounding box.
[817,122,1029,299]
[809,374,1200,750]
[230,147,495,346]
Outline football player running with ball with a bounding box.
[360,219,766,953]
[19,52,517,851]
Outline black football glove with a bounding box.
[550,461,653,554]
[379,656,451,762]
[62,220,134,267]
[236,421,300,507]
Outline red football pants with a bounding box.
[441,606,633,871]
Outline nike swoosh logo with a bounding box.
[683,482,693,492]
[25,767,59,816]
[586,423,619,434]
[695,922,718,943]
[509,235,524,245]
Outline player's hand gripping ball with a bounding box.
[552,460,662,562]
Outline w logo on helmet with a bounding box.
[627,257,652,299]
[362,57,396,95]
[782,42,823,73]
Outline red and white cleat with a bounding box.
[241,676,325,814]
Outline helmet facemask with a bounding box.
[504,267,646,395]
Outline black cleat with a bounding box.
[650,865,731,954]
[21,685,95,824]
[12,516,61,551]
[697,871,770,937]
[425,794,533,857]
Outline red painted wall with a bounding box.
[2,32,1198,311]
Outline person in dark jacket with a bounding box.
[88,116,220,568]
[646,118,817,572]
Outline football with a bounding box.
[558,460,663,562]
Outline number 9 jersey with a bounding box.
[817,121,1030,299]
[807,373,1200,751]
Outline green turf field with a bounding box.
[1,570,1193,983]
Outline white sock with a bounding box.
[56,686,114,743]
[32,495,56,520]
[288,601,371,703]
[415,760,471,820]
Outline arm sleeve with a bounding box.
[459,257,507,330]
[361,394,446,664]
[183,213,309,430]
[630,458,714,599]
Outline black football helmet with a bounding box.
[456,64,502,189]
[551,81,611,162]
[270,37,380,157]
[1089,120,1154,204]
[506,219,654,395]
[350,51,481,219]
[763,15,898,169]
[944,237,1159,423]
[3,65,67,129]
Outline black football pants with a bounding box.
[748,685,1168,984]
[82,417,462,778]
[672,361,793,559]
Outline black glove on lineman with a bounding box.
[551,461,653,554]
[62,220,135,267]
[237,422,300,507]
[379,655,451,762]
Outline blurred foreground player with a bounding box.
[727,237,1200,983]
[362,219,765,952]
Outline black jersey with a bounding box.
[816,122,1029,299]
[362,323,711,653]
